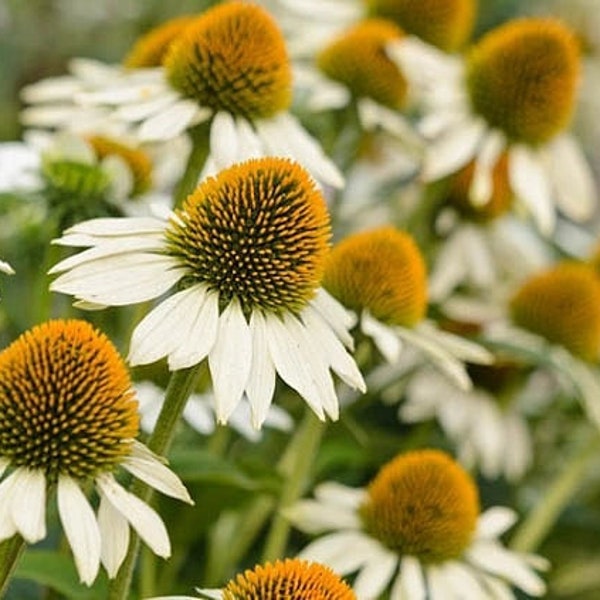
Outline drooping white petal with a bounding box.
[354,554,398,600]
[509,145,555,236]
[396,556,426,600]
[245,310,277,429]
[428,232,468,302]
[129,285,211,366]
[57,475,101,585]
[95,474,171,559]
[114,90,180,122]
[435,561,490,600]
[21,76,82,103]
[10,468,46,543]
[167,288,220,369]
[477,507,518,539]
[314,481,367,509]
[301,304,366,392]
[138,99,204,142]
[422,118,484,181]
[97,493,130,578]
[470,131,505,206]
[299,531,382,575]
[182,395,215,435]
[55,216,167,242]
[311,288,356,349]
[265,312,339,420]
[208,298,253,424]
[394,325,472,391]
[256,113,345,188]
[123,450,193,504]
[0,473,18,541]
[102,154,134,201]
[285,500,361,534]
[361,311,403,363]
[547,134,596,222]
[210,111,239,170]
[0,260,14,276]
[467,541,547,596]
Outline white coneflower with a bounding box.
[322,226,492,390]
[391,17,596,235]
[288,449,548,599]
[50,157,365,428]
[0,319,192,585]
[61,2,343,189]
[149,557,356,599]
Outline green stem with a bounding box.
[173,121,212,208]
[0,535,26,597]
[261,410,326,562]
[510,433,600,553]
[108,364,203,600]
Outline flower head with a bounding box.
[510,262,600,362]
[360,449,479,562]
[466,17,581,145]
[317,19,408,110]
[0,319,192,585]
[324,226,427,327]
[165,2,291,120]
[366,0,477,51]
[50,158,364,427]
[288,449,548,599]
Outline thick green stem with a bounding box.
[108,364,203,600]
[261,410,326,562]
[510,434,600,553]
[0,535,26,597]
[173,121,211,208]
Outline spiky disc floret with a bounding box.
[466,18,580,144]
[0,320,139,482]
[364,0,477,51]
[222,558,356,599]
[323,226,427,327]
[166,157,331,316]
[360,449,479,562]
[510,262,600,362]
[317,19,408,110]
[164,1,291,119]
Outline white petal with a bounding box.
[210,111,239,169]
[21,76,81,103]
[138,100,204,142]
[95,474,171,559]
[97,493,130,578]
[128,285,210,366]
[57,476,101,585]
[416,321,493,364]
[123,448,193,504]
[361,311,402,363]
[395,325,472,391]
[470,131,505,206]
[256,113,345,188]
[57,216,167,241]
[285,499,362,534]
[114,90,180,122]
[167,289,220,369]
[548,134,596,221]
[422,119,484,181]
[0,473,18,541]
[314,481,367,509]
[51,254,182,305]
[182,395,215,435]
[397,556,426,600]
[477,507,518,539]
[245,311,277,429]
[428,233,468,302]
[10,469,46,543]
[265,312,339,420]
[301,304,365,392]
[509,145,555,235]
[311,288,356,349]
[467,541,547,596]
[208,299,253,424]
[353,554,398,599]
